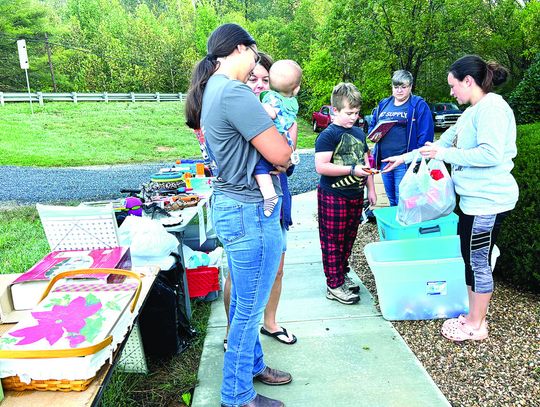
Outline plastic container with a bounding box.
[190,176,213,192]
[373,206,458,241]
[364,235,468,320]
[186,266,220,298]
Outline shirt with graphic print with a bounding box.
[378,99,409,159]
[315,123,368,199]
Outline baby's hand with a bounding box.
[271,162,291,174]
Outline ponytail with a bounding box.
[185,56,219,129]
[184,23,256,130]
[487,61,509,89]
[449,55,509,93]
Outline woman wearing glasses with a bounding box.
[185,24,292,407]
[368,70,434,205]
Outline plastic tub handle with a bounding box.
[419,225,441,234]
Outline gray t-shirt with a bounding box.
[201,74,281,203]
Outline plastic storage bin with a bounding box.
[182,224,219,252]
[186,266,220,298]
[373,206,458,241]
[364,235,468,320]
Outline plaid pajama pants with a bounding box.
[317,186,364,288]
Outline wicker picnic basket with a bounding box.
[0,268,142,392]
[1,375,94,392]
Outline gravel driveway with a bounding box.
[0,151,318,205]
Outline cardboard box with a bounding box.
[0,274,27,324]
[10,247,130,311]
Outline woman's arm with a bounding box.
[382,118,459,171]
[420,106,507,166]
[251,127,291,167]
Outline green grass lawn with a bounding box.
[0,102,198,166]
[0,102,316,167]
[0,206,50,275]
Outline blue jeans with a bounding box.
[211,192,283,407]
[381,163,407,206]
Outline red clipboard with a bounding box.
[367,120,398,143]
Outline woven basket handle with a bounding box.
[40,268,143,313]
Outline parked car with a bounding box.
[311,105,365,132]
[363,114,373,134]
[430,102,462,130]
[311,105,333,132]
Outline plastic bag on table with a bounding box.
[397,154,456,225]
[120,216,179,259]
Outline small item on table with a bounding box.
[195,163,205,177]
[183,173,193,190]
[163,194,200,211]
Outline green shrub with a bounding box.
[496,122,540,291]
[508,54,540,124]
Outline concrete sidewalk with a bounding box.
[192,191,450,407]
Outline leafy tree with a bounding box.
[0,0,56,91]
[1,0,538,113]
[193,3,220,55]
[519,0,540,60]
[509,53,540,125]
[301,48,342,115]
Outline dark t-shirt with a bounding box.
[378,99,409,159]
[200,74,281,203]
[315,124,368,199]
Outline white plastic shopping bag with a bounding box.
[397,153,456,225]
[119,216,179,262]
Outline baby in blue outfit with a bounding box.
[255,59,302,216]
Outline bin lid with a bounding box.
[373,206,458,228]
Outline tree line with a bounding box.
[1,0,538,117]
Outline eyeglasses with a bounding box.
[247,45,261,64]
[392,84,410,90]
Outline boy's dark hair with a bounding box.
[185,24,256,129]
[331,82,362,111]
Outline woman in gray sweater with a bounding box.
[383,55,518,342]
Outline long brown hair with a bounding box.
[185,24,256,129]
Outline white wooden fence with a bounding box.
[0,92,186,106]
